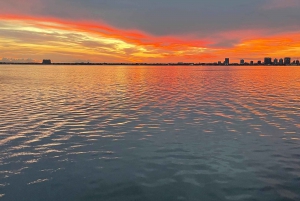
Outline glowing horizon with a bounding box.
[1,14,300,63]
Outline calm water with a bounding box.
[0,65,300,201]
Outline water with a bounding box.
[0,65,299,201]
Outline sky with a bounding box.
[0,0,300,63]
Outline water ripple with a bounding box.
[0,65,299,201]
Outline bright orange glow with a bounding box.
[0,14,299,63]
[215,32,300,61]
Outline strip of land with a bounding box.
[0,62,299,66]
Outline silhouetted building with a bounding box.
[257,60,262,65]
[218,61,222,65]
[264,57,272,65]
[42,59,52,64]
[273,58,278,65]
[284,57,291,65]
[250,61,254,65]
[279,58,284,65]
[240,59,245,65]
[224,58,230,65]
[296,60,299,65]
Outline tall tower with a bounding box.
[224,58,230,65]
[279,58,284,65]
[264,57,272,65]
[284,57,291,65]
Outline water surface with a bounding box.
[0,65,300,201]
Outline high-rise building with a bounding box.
[224,58,230,65]
[264,57,272,65]
[296,60,299,65]
[284,57,291,65]
[240,59,245,65]
[273,58,278,65]
[279,58,284,65]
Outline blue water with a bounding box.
[0,65,299,201]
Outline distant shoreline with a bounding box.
[0,63,299,66]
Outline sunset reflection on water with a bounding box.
[0,65,299,201]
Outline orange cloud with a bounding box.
[215,32,300,61]
[0,14,299,63]
[0,14,208,50]
[0,14,212,62]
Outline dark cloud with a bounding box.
[1,0,299,38]
[209,39,240,48]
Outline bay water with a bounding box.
[0,65,299,201]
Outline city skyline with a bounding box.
[0,1,300,63]
[1,56,299,66]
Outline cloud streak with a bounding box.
[0,14,211,62]
[0,0,299,63]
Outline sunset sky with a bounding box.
[0,0,300,63]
